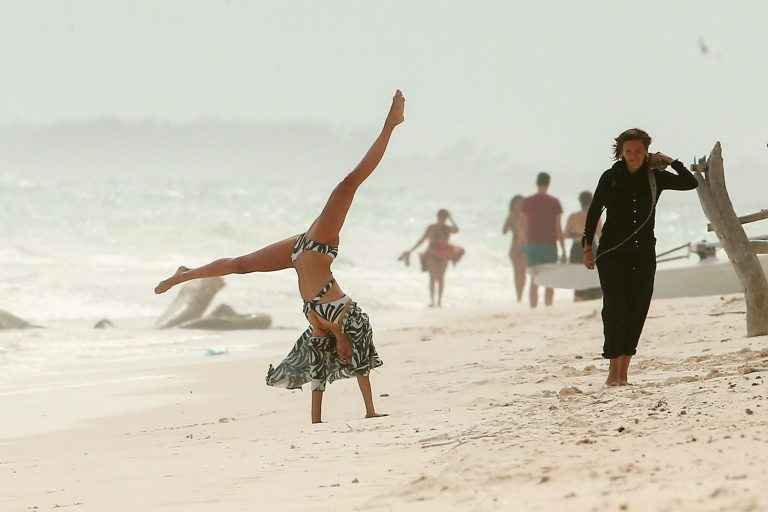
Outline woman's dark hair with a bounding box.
[437,208,449,219]
[578,191,593,210]
[613,128,652,160]
[509,194,525,211]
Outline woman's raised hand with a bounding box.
[385,89,405,129]
[649,152,674,168]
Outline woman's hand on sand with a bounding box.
[583,246,595,270]
[385,90,405,129]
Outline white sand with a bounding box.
[2,295,767,511]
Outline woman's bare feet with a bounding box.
[154,266,189,294]
[365,412,389,419]
[385,90,405,129]
[605,358,621,386]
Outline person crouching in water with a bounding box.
[582,128,698,386]
[399,209,465,307]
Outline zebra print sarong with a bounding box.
[265,302,383,392]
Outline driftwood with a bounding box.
[179,303,272,330]
[707,209,768,232]
[155,277,226,329]
[693,142,768,336]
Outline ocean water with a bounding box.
[1,126,764,388]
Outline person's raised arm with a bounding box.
[447,212,459,234]
[653,153,698,191]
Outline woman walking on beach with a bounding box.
[155,90,406,423]
[399,209,465,308]
[503,195,527,302]
[582,128,698,386]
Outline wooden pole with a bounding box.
[693,142,768,337]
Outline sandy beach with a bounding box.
[2,294,767,512]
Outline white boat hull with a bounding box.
[531,255,768,299]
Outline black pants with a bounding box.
[596,250,656,359]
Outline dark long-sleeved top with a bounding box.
[582,159,698,256]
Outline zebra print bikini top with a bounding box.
[291,233,338,263]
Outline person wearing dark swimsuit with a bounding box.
[155,90,406,423]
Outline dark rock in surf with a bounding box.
[94,318,115,329]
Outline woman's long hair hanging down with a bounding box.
[582,128,698,386]
[155,90,406,423]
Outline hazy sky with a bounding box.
[2,1,767,171]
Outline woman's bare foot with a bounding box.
[385,90,405,129]
[154,266,189,294]
[604,358,621,387]
[365,412,389,419]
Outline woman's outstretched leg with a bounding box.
[154,235,297,294]
[307,90,405,245]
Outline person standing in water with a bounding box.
[582,128,698,386]
[522,172,566,308]
[564,191,602,301]
[155,90,406,423]
[503,195,527,303]
[399,209,465,308]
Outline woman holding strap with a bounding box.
[582,128,698,386]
